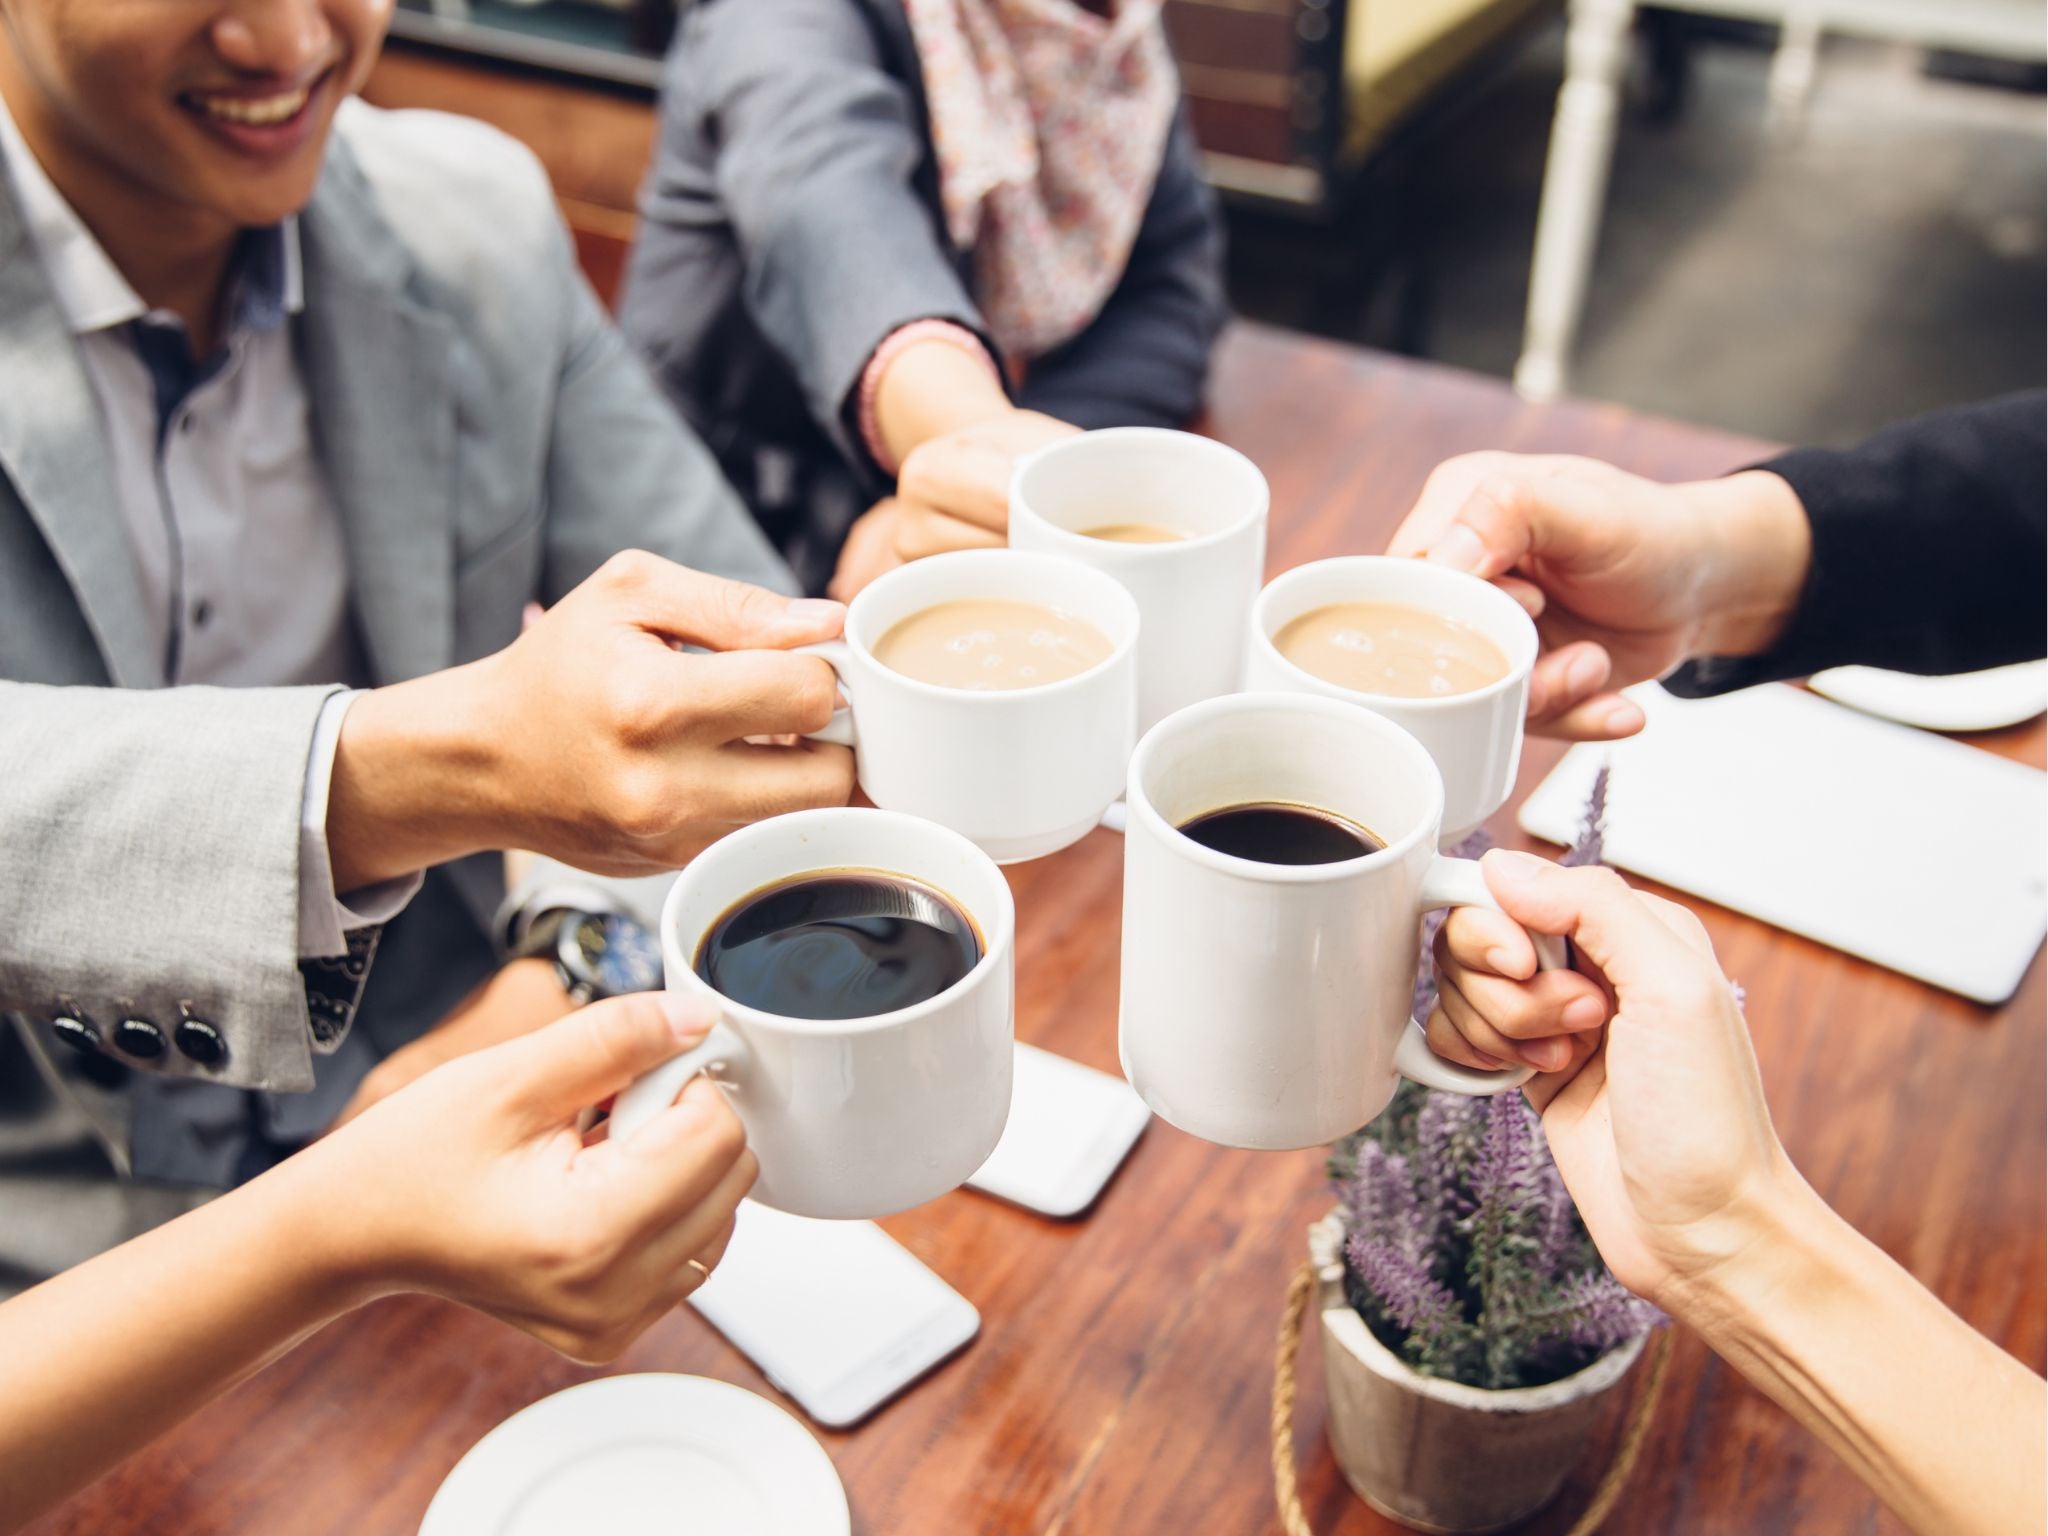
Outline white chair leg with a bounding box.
[1515,0,1636,402]
[1767,7,1824,140]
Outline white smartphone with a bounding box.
[688,1201,979,1428]
[966,1042,1151,1217]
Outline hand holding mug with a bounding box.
[329,552,856,889]
[307,991,754,1362]
[1385,454,1813,740]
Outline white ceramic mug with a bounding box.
[800,549,1138,864]
[1010,428,1267,734]
[1118,693,1565,1152]
[1245,557,1540,843]
[609,808,1015,1220]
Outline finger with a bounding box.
[892,501,1006,561]
[1436,974,1574,1073]
[1424,1004,1514,1073]
[591,551,845,651]
[896,443,1013,533]
[1523,1034,1605,1116]
[712,739,857,820]
[1385,454,1506,559]
[1497,574,1546,619]
[1439,904,1539,981]
[1435,960,1612,1042]
[1478,853,1700,998]
[495,993,716,1124]
[1537,692,1647,742]
[607,1083,758,1239]
[1526,642,1612,725]
[1422,477,1546,580]
[681,650,842,740]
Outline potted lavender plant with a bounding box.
[1297,773,1663,1534]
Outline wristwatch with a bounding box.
[509,907,664,1005]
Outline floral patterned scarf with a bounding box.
[902,0,1181,361]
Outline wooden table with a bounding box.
[31,324,2044,1536]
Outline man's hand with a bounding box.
[1385,455,1812,739]
[332,959,575,1130]
[327,553,857,889]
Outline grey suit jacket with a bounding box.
[0,101,789,1285]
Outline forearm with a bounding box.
[327,661,506,892]
[0,1155,376,1533]
[1675,1174,2046,1536]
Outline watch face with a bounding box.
[572,913,665,996]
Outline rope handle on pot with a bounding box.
[1271,1259,1675,1536]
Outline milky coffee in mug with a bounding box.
[872,599,1112,692]
[1272,601,1509,700]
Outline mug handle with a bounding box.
[608,1019,751,1142]
[1393,855,1571,1096]
[795,639,857,748]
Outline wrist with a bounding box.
[1680,470,1813,661]
[1660,1159,1842,1350]
[241,1141,399,1317]
[328,661,505,890]
[868,332,1010,470]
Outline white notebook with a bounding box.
[1517,684,2047,1004]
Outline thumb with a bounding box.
[492,992,716,1124]
[595,551,845,651]
[1477,852,1695,999]
[1424,478,1544,581]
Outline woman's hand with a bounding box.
[1385,454,1812,739]
[309,990,753,1362]
[1435,852,1791,1309]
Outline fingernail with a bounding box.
[1604,700,1645,734]
[1427,524,1486,574]
[1472,1050,1510,1071]
[1565,649,1605,696]
[1562,996,1607,1031]
[658,994,715,1046]
[1484,947,1520,975]
[1484,849,1551,880]
[1523,1039,1570,1072]
[784,598,846,629]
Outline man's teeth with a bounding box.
[189,87,311,127]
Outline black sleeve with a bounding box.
[1666,391,2046,695]
[1014,106,1230,429]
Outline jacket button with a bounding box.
[51,1015,100,1054]
[113,1018,167,1059]
[174,1018,227,1066]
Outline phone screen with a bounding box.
[689,1202,978,1427]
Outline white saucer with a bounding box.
[419,1374,850,1536]
[1808,660,2047,733]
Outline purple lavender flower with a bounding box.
[1347,1234,1465,1347]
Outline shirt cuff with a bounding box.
[856,319,1004,477]
[298,690,422,960]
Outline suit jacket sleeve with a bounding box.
[1666,392,2047,695]
[1015,107,1230,430]
[663,0,992,467]
[540,190,798,598]
[0,681,349,1093]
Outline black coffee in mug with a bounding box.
[695,871,982,1021]
[1176,802,1385,865]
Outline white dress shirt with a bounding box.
[0,98,417,959]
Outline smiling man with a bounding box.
[0,0,853,1293]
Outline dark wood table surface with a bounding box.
[33,324,2045,1536]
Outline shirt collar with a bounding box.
[0,89,303,340]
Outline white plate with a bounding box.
[1808,660,2047,733]
[419,1374,850,1536]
